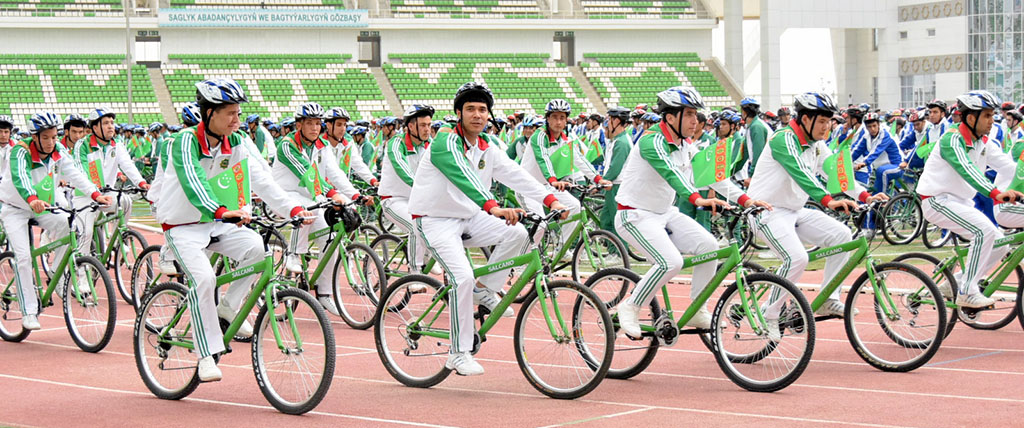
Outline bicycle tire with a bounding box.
[881,194,924,245]
[63,256,116,353]
[571,229,629,283]
[332,242,386,329]
[890,252,958,338]
[957,265,1020,330]
[373,274,453,388]
[583,268,659,380]
[134,281,202,400]
[113,229,148,305]
[0,251,30,342]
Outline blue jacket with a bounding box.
[860,130,902,170]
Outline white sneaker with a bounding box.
[815,298,857,317]
[445,352,484,376]
[76,267,92,295]
[22,314,41,331]
[217,303,253,339]
[956,292,995,309]
[685,307,713,330]
[284,255,303,274]
[938,281,954,299]
[429,263,443,276]
[197,356,222,382]
[317,295,341,317]
[616,301,642,339]
[158,259,177,276]
[765,317,782,341]
[473,288,512,318]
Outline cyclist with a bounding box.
[777,106,792,128]
[0,111,113,331]
[738,97,772,186]
[519,99,612,245]
[899,109,930,171]
[244,114,270,155]
[71,108,150,256]
[0,115,13,177]
[154,79,313,381]
[60,114,87,150]
[614,87,770,337]
[918,90,1024,309]
[926,99,952,144]
[379,104,434,273]
[371,116,399,171]
[273,102,372,313]
[1006,109,1024,157]
[323,107,377,186]
[409,82,569,376]
[598,106,634,235]
[748,92,887,319]
[505,115,539,162]
[853,112,903,194]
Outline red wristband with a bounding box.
[289,206,304,218]
[990,188,1002,201]
[214,206,227,220]
[482,199,499,213]
[370,179,379,186]
[858,191,870,203]
[593,175,603,184]
[325,189,338,198]
[547,177,558,184]
[821,195,834,206]
[737,194,750,207]
[543,194,558,208]
[26,195,38,204]
[138,181,148,188]
[90,191,101,201]
[351,193,361,201]
[688,193,700,205]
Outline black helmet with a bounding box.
[606,106,630,121]
[325,205,362,232]
[926,98,948,111]
[454,82,494,112]
[403,104,436,124]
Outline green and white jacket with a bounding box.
[154,124,302,226]
[601,130,632,185]
[0,140,99,211]
[71,133,147,197]
[747,120,868,211]
[409,123,555,219]
[520,125,601,185]
[272,130,359,202]
[379,131,429,199]
[327,134,377,185]
[918,123,1008,201]
[617,123,748,214]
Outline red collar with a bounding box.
[789,119,811,147]
[657,121,683,145]
[196,122,231,156]
[88,133,114,149]
[958,122,981,147]
[28,140,61,163]
[455,123,488,151]
[547,128,567,144]
[292,129,324,151]
[60,135,73,150]
[404,132,429,152]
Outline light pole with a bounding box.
[123,0,134,123]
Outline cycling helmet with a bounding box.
[453,81,494,112]
[431,120,444,130]
[245,114,260,125]
[87,107,116,126]
[168,125,182,133]
[350,126,369,136]
[195,78,248,106]
[262,119,274,128]
[1001,101,1016,111]
[403,104,435,123]
[956,90,1001,113]
[64,114,86,129]
[863,112,881,123]
[267,124,281,132]
[29,111,61,134]
[522,115,541,127]
[777,106,792,117]
[281,118,295,128]
[641,112,662,123]
[380,116,399,127]
[908,110,924,122]
[295,103,325,120]
[1006,110,1024,122]
[443,115,457,124]
[655,86,705,116]
[763,110,778,120]
[0,115,13,129]
[926,98,948,111]
[630,109,645,120]
[545,99,572,117]
[355,120,370,128]
[606,106,631,122]
[792,92,839,117]
[325,107,351,122]
[178,102,200,127]
[740,97,760,112]
[148,122,164,133]
[725,111,742,124]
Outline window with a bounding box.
[926,28,936,37]
[900,74,936,109]
[900,31,908,39]
[967,0,1024,102]
[872,28,879,51]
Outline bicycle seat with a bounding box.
[209,236,221,244]
[461,233,472,241]
[28,218,39,227]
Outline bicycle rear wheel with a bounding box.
[130,245,168,312]
[711,273,814,392]
[63,256,116,353]
[891,252,958,338]
[252,288,335,415]
[571,230,629,283]
[373,275,452,388]
[515,279,613,399]
[881,194,924,245]
[583,268,658,380]
[957,265,1020,330]
[370,234,409,274]
[845,262,946,372]
[133,281,201,400]
[113,229,148,306]
[0,251,29,342]
[332,242,386,329]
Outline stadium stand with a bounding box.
[0,54,161,127]
[580,52,732,109]
[580,0,696,19]
[161,54,391,121]
[389,0,543,19]
[168,0,346,9]
[0,0,123,17]
[384,53,594,117]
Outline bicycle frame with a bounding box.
[926,231,1024,306]
[806,237,871,312]
[22,220,91,308]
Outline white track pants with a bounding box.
[73,193,132,255]
[995,202,1024,229]
[923,195,1007,295]
[614,207,718,308]
[165,222,265,358]
[1,206,70,316]
[415,212,531,354]
[381,197,427,271]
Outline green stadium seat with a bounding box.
[580,52,731,110]
[0,0,123,17]
[390,0,542,19]
[580,0,696,19]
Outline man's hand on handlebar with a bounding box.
[828,199,859,215]
[549,201,571,220]
[551,180,571,192]
[742,198,773,211]
[489,206,525,225]
[597,179,613,191]
[95,194,114,207]
[29,199,50,214]
[866,192,890,204]
[695,196,731,215]
[222,209,252,226]
[295,210,316,225]
[996,189,1024,204]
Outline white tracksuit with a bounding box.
[272,130,360,299]
[328,135,377,185]
[70,134,147,255]
[0,142,99,316]
[615,123,748,309]
[918,124,1009,296]
[994,149,1024,227]
[747,122,869,306]
[409,125,555,354]
[379,132,429,270]
[155,126,301,358]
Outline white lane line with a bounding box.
[537,407,655,427]
[0,373,455,428]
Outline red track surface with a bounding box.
[3,230,1024,428]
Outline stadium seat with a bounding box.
[384,53,594,118]
[579,52,732,110]
[168,0,346,9]
[580,0,696,19]
[389,0,543,19]
[0,0,123,17]
[0,54,162,128]
[162,54,390,121]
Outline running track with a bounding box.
[2,229,1023,428]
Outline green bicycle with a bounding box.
[90,185,149,306]
[373,210,615,399]
[0,202,117,352]
[133,215,335,415]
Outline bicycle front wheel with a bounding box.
[845,262,946,372]
[252,288,335,415]
[113,229,148,305]
[891,252,958,338]
[332,242,386,329]
[0,251,29,342]
[957,265,1020,330]
[881,194,924,245]
[133,282,201,400]
[583,268,659,380]
[63,256,116,353]
[373,275,452,388]
[130,245,165,312]
[571,230,629,284]
[514,279,614,399]
[711,273,815,392]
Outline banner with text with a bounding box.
[159,8,369,27]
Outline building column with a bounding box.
[724,0,743,85]
[759,0,781,110]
